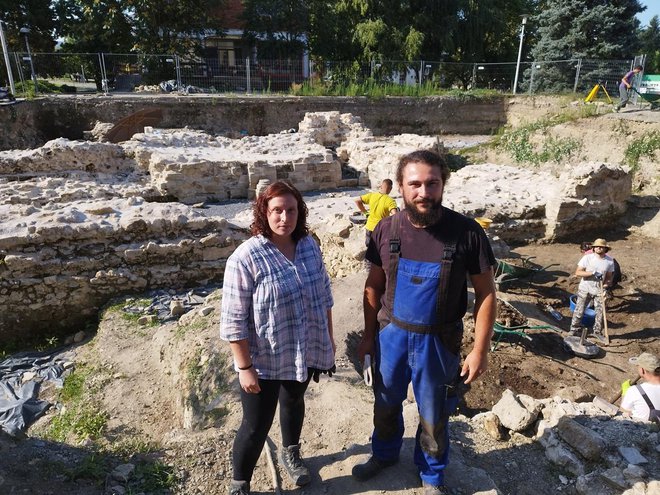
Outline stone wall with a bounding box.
[0,95,508,151]
[0,198,246,343]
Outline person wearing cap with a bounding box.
[621,352,660,421]
[569,238,615,342]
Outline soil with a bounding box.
[1,97,659,495]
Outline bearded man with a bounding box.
[352,150,497,495]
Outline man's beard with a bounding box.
[404,196,443,226]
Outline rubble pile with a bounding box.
[470,388,660,495]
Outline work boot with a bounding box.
[228,480,250,495]
[278,444,310,486]
[592,332,608,344]
[352,456,398,481]
[423,481,451,495]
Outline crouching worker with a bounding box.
[621,352,660,423]
[220,181,336,495]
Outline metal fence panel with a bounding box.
[0,51,639,97]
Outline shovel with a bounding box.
[599,280,610,345]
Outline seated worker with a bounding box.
[354,179,398,247]
[621,352,660,421]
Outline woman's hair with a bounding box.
[251,181,309,241]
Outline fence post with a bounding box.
[529,63,536,95]
[14,52,25,94]
[99,52,109,95]
[419,60,423,86]
[370,59,374,79]
[471,64,477,89]
[573,58,582,93]
[246,57,251,94]
[175,55,182,89]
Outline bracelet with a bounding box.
[238,363,253,371]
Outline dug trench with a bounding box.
[1,96,659,495]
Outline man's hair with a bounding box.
[251,181,309,241]
[396,150,450,186]
[635,65,643,71]
[382,179,393,188]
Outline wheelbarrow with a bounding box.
[491,299,556,351]
[632,86,660,110]
[494,256,559,293]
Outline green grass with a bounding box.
[494,108,595,165]
[44,366,109,443]
[290,79,499,99]
[624,131,660,172]
[14,79,78,98]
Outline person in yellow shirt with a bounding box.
[354,179,399,247]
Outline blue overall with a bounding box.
[372,215,462,487]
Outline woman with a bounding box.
[220,181,336,495]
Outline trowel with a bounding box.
[563,327,600,358]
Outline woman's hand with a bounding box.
[239,368,260,394]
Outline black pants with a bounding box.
[232,376,312,481]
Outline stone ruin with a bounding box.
[0,111,634,343]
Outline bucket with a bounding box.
[569,295,596,327]
[475,217,493,230]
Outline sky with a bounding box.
[637,0,660,27]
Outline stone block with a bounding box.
[557,416,606,461]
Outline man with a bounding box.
[352,150,497,495]
[615,65,643,111]
[569,238,614,343]
[354,179,398,247]
[621,352,660,421]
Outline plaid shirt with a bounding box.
[220,235,334,381]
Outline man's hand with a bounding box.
[461,349,488,384]
[357,335,375,363]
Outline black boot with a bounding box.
[228,480,250,495]
[278,444,311,486]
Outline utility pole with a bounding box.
[0,19,16,95]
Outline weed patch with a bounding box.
[624,131,660,172]
[495,110,591,165]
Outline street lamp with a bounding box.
[513,15,528,95]
[19,26,38,94]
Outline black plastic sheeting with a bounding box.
[0,349,68,438]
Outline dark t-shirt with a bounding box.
[366,207,495,325]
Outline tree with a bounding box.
[54,0,224,55]
[242,0,309,59]
[639,16,660,73]
[0,0,57,52]
[529,0,645,92]
[54,1,133,54]
[127,0,225,55]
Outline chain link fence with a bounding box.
[0,51,638,98]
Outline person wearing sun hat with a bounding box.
[621,352,660,421]
[569,238,615,342]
